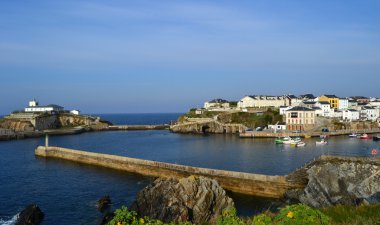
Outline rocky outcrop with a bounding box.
[97,196,111,212]
[15,204,44,225]
[286,157,380,208]
[131,176,234,224]
[0,119,34,132]
[170,121,241,134]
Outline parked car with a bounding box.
[321,128,329,132]
[256,127,263,131]
[245,128,253,132]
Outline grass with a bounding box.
[322,204,380,225]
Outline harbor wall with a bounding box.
[35,146,295,198]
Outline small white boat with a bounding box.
[316,139,328,145]
[348,133,357,138]
[297,142,306,147]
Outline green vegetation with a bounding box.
[218,109,282,128]
[109,204,372,225]
[322,204,380,225]
[178,108,283,128]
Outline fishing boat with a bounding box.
[373,136,380,141]
[348,133,357,138]
[359,134,371,140]
[316,139,328,145]
[275,136,290,144]
[297,142,306,147]
[289,137,302,146]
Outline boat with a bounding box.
[297,142,306,147]
[320,134,328,139]
[359,134,371,140]
[373,136,380,141]
[289,137,302,146]
[348,133,357,138]
[316,139,328,145]
[304,135,311,139]
[275,136,290,144]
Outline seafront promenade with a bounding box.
[239,128,380,138]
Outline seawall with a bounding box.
[35,146,297,198]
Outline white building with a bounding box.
[25,99,64,113]
[368,101,380,108]
[70,110,80,115]
[342,109,360,121]
[279,106,292,115]
[338,98,349,110]
[268,122,287,131]
[204,99,230,110]
[238,95,291,109]
[315,101,332,117]
[360,106,380,121]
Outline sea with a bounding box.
[0,113,379,224]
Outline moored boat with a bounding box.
[316,139,328,145]
[348,133,357,138]
[373,136,380,141]
[297,142,306,147]
[275,136,290,144]
[304,135,311,139]
[359,134,371,140]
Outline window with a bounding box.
[291,112,298,118]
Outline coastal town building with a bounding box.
[285,106,316,131]
[25,99,64,113]
[315,101,332,117]
[338,98,349,110]
[70,110,80,115]
[351,96,370,103]
[342,109,360,121]
[279,106,292,115]
[318,95,339,109]
[204,99,230,110]
[360,106,379,121]
[348,100,358,109]
[237,95,291,109]
[268,122,287,131]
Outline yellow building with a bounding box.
[319,95,339,109]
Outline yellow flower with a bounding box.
[287,211,294,219]
[140,218,145,224]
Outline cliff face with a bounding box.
[0,119,34,132]
[286,157,380,208]
[0,113,111,132]
[170,121,242,134]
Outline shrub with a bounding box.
[273,204,331,225]
[217,207,246,225]
[252,213,273,225]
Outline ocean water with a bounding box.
[0,113,379,224]
[92,113,182,125]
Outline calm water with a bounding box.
[0,113,379,224]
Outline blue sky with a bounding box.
[1,0,379,114]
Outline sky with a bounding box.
[0,0,379,114]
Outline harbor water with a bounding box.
[0,113,379,224]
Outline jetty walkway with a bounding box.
[35,145,305,198]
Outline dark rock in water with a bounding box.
[98,212,115,225]
[97,196,112,212]
[131,176,234,224]
[286,158,380,208]
[15,204,44,225]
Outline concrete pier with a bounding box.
[35,146,300,198]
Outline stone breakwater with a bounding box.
[35,146,293,198]
[35,146,380,203]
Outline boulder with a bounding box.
[286,159,380,208]
[15,204,44,225]
[97,196,112,212]
[131,176,234,224]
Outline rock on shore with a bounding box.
[286,158,380,208]
[131,176,234,224]
[15,204,44,225]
